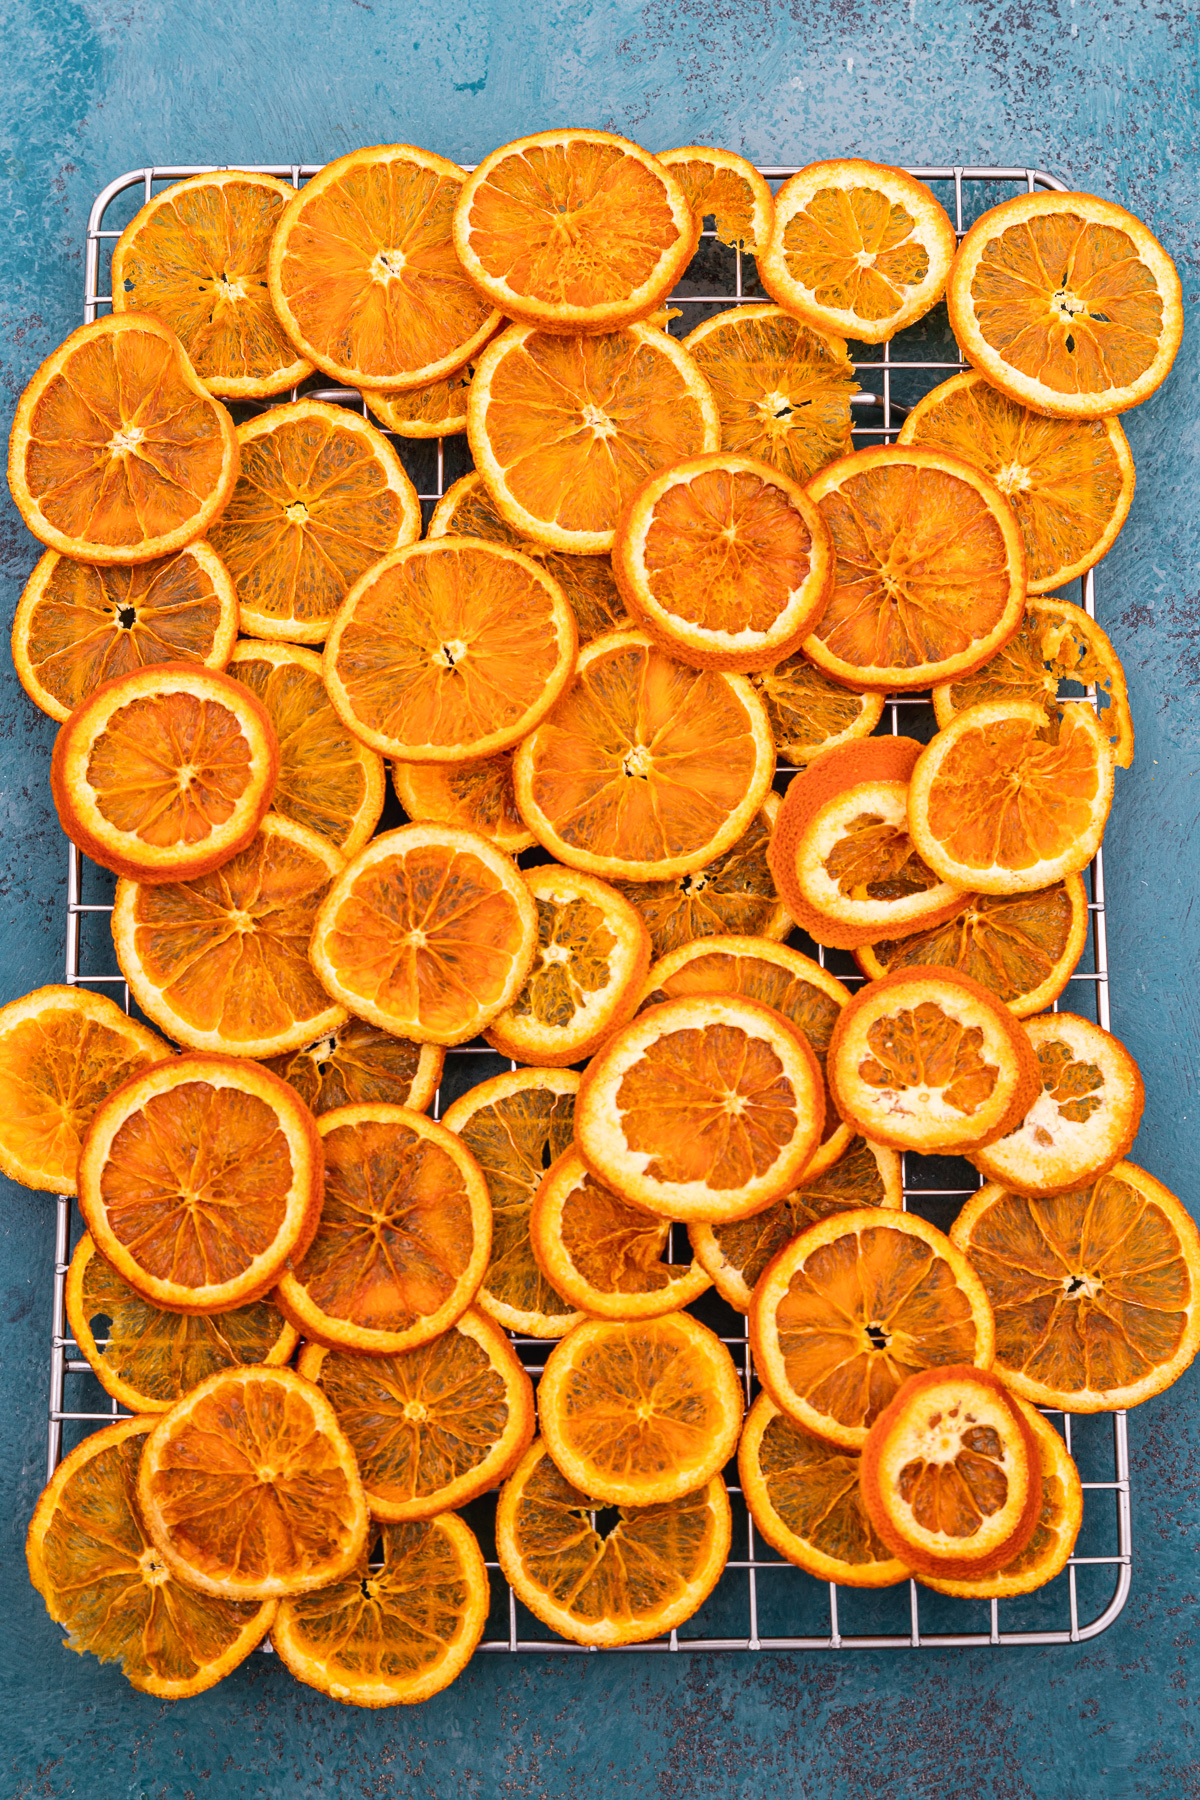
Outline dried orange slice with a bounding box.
[496,1439,731,1647]
[0,985,167,1195]
[897,372,1136,593]
[946,190,1184,419]
[513,629,775,881]
[683,303,857,487]
[272,1514,489,1706]
[392,752,535,853]
[951,1162,1200,1411]
[576,993,825,1224]
[468,324,720,555]
[737,1391,910,1587]
[750,652,885,767]
[855,877,1090,1018]
[298,1311,535,1519]
[50,662,279,884]
[658,146,773,252]
[537,1313,743,1504]
[859,1365,1042,1578]
[113,813,347,1058]
[364,355,483,438]
[111,170,313,397]
[759,159,957,344]
[453,129,695,334]
[66,1232,298,1412]
[26,1417,275,1696]
[268,143,501,390]
[908,699,1115,894]
[9,314,238,564]
[309,823,538,1045]
[206,399,421,645]
[264,1018,443,1117]
[323,538,576,762]
[275,1103,490,1355]
[804,445,1027,692]
[689,1134,902,1314]
[484,866,651,1066]
[612,794,789,958]
[77,1054,323,1313]
[138,1365,369,1598]
[12,544,238,724]
[749,1209,995,1450]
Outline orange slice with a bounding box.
[323,537,577,762]
[859,1365,1042,1578]
[66,1232,298,1412]
[468,324,720,555]
[611,794,789,958]
[8,314,238,564]
[513,629,775,881]
[309,822,538,1045]
[658,146,773,252]
[758,159,957,344]
[77,1053,323,1313]
[275,1102,490,1355]
[855,877,1089,1018]
[537,1313,743,1504]
[749,1208,995,1450]
[137,1365,369,1598]
[267,143,501,390]
[264,1018,443,1117]
[682,303,858,487]
[453,129,695,334]
[26,1417,275,1696]
[112,812,348,1058]
[496,1439,731,1647]
[951,1162,1200,1411]
[908,699,1115,894]
[272,1514,489,1706]
[12,543,238,724]
[576,993,825,1224]
[392,752,535,854]
[803,445,1027,692]
[897,372,1136,593]
[946,190,1184,419]
[298,1311,535,1519]
[612,451,834,672]
[206,399,421,645]
[749,652,885,767]
[0,985,167,1194]
[364,354,484,438]
[110,170,313,397]
[737,1391,910,1587]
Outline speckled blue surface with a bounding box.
[3,5,1199,1795]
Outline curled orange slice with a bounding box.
[659,145,772,250]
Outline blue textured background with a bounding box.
[3,4,1198,1794]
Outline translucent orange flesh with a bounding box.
[553,1328,727,1479]
[397,754,529,844]
[781,187,930,320]
[667,158,761,249]
[612,808,780,956]
[858,1001,1000,1117]
[559,1167,686,1295]
[897,1423,1010,1537]
[265,1020,425,1114]
[688,311,857,487]
[750,655,876,759]
[510,894,617,1028]
[756,1408,896,1566]
[0,1010,163,1187]
[707,1137,889,1298]
[85,691,254,844]
[822,810,940,901]
[1035,1036,1106,1124]
[924,713,1102,871]
[371,363,474,429]
[229,652,376,850]
[453,1084,576,1324]
[640,467,815,634]
[864,886,1079,1003]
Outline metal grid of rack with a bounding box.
[44,161,1131,1654]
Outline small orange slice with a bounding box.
[749,652,885,767]
[264,1018,443,1117]
[658,146,774,252]
[612,794,789,958]
[364,355,484,438]
[392,752,535,853]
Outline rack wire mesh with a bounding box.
[44,160,1131,1654]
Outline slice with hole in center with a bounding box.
[392,752,535,854]
[611,793,789,958]
[749,652,885,767]
[264,1018,443,1116]
[658,146,773,252]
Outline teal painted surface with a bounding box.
[2,4,1199,1794]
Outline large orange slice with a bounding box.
[612,794,789,958]
[658,146,773,253]
[750,652,885,767]
[264,1018,443,1117]
[392,752,535,854]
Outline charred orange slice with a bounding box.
[612,794,788,958]
[749,652,885,767]
[364,355,484,438]
[264,1018,443,1117]
[658,146,773,252]
[392,752,535,854]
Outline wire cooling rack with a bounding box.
[42,161,1131,1655]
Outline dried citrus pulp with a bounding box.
[27,1418,276,1696]
[658,146,773,252]
[803,445,1027,690]
[51,663,279,883]
[392,752,534,853]
[749,653,885,767]
[9,314,238,563]
[0,985,166,1194]
[309,822,537,1044]
[537,1312,742,1504]
[13,544,238,723]
[298,1311,534,1518]
[113,812,347,1057]
[749,1209,995,1449]
[496,1439,730,1646]
[137,1365,369,1597]
[576,993,825,1223]
[612,794,788,957]
[77,1053,323,1312]
[759,159,957,342]
[268,143,501,389]
[453,129,695,333]
[512,629,775,881]
[265,1018,443,1116]
[276,1103,490,1353]
[207,400,421,644]
[364,358,483,438]
[111,170,313,397]
[951,1163,1200,1410]
[946,190,1184,418]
